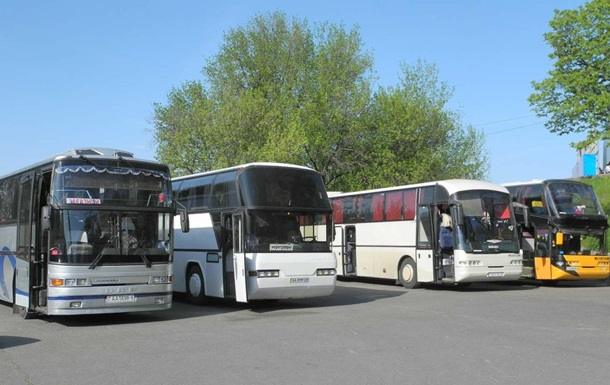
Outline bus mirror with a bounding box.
[454,204,464,226]
[41,206,52,231]
[522,206,530,228]
[511,202,530,228]
[180,211,190,233]
[555,232,564,246]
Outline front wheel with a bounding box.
[398,258,420,289]
[186,264,210,305]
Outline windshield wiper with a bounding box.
[140,252,152,268]
[89,234,117,269]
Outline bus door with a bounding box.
[232,213,248,303]
[14,174,34,314]
[32,172,48,309]
[415,204,434,282]
[533,227,553,280]
[344,225,357,275]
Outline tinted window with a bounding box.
[239,167,330,210]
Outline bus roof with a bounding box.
[172,162,316,182]
[502,179,584,187]
[328,179,509,198]
[0,147,165,180]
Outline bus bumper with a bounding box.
[246,275,336,300]
[45,285,172,315]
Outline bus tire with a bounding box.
[186,264,210,305]
[398,258,420,289]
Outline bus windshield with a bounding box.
[548,181,604,216]
[245,210,331,253]
[239,167,331,210]
[48,209,172,266]
[51,163,172,208]
[454,190,520,253]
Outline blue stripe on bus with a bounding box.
[48,291,172,301]
[15,288,28,296]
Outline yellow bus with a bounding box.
[504,179,609,282]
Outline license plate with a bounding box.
[105,295,137,303]
[289,277,309,284]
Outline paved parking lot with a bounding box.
[2,278,610,385]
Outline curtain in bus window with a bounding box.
[403,189,416,220]
[385,191,402,221]
[332,198,344,224]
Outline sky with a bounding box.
[0,0,589,184]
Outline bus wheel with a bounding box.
[398,258,419,289]
[186,265,209,305]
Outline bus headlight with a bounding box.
[316,269,336,276]
[50,278,91,287]
[151,275,173,284]
[257,270,280,278]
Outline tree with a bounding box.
[153,11,374,185]
[152,11,489,190]
[341,60,488,191]
[528,0,610,150]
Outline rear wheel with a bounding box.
[398,258,420,289]
[186,264,210,305]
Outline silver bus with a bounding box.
[0,148,177,318]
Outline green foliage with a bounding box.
[579,175,610,248]
[528,0,610,150]
[341,60,488,191]
[151,11,489,191]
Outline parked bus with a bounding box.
[172,163,336,304]
[329,179,524,288]
[503,179,610,282]
[0,148,178,318]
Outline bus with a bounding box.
[329,179,524,288]
[0,148,178,318]
[503,179,610,282]
[172,163,336,304]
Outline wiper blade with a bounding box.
[140,253,152,268]
[89,235,116,269]
[89,249,107,270]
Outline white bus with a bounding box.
[330,179,524,288]
[172,163,336,304]
[0,148,178,318]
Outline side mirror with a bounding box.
[511,202,530,228]
[180,211,190,233]
[453,204,464,227]
[41,206,52,231]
